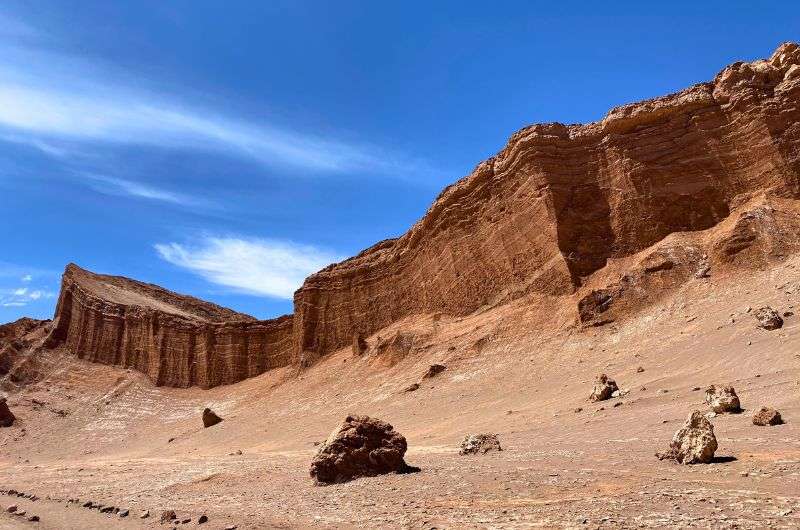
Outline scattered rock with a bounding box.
[422,364,446,379]
[636,366,645,373]
[160,510,177,523]
[7,505,17,513]
[752,407,783,426]
[181,518,191,524]
[198,514,208,524]
[0,396,15,427]
[753,306,783,330]
[589,374,619,402]
[202,408,223,428]
[27,515,39,522]
[140,510,150,519]
[403,383,420,393]
[351,332,368,356]
[573,407,583,413]
[657,411,718,464]
[310,414,412,484]
[705,384,742,413]
[119,509,129,517]
[459,433,502,455]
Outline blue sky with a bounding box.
[1,1,798,322]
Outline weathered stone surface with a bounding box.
[309,415,409,484]
[0,396,14,427]
[657,411,718,464]
[459,433,502,455]
[753,407,783,426]
[47,264,294,389]
[422,364,446,379]
[293,43,800,360]
[705,384,741,413]
[202,408,223,428]
[589,374,619,402]
[351,333,368,356]
[753,306,783,330]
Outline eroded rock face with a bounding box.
[590,374,619,402]
[293,42,800,360]
[705,385,741,413]
[0,397,15,427]
[423,364,446,379]
[459,433,502,455]
[202,408,223,428]
[657,411,718,464]
[47,264,294,389]
[753,407,783,426]
[753,307,783,330]
[309,415,409,484]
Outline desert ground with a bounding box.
[2,254,799,529]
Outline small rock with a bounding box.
[422,364,446,379]
[119,509,129,517]
[181,518,191,524]
[160,510,177,523]
[6,505,17,513]
[636,366,645,373]
[403,383,420,393]
[202,408,223,428]
[459,433,502,455]
[752,407,783,426]
[140,510,150,519]
[573,407,583,413]
[705,384,741,413]
[754,306,783,330]
[0,397,15,428]
[28,515,39,522]
[198,514,209,524]
[589,374,619,402]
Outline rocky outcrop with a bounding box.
[293,43,800,359]
[309,415,411,484]
[657,411,718,464]
[705,384,742,414]
[459,433,502,455]
[752,407,783,426]
[46,264,294,389]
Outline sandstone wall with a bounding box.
[48,265,293,389]
[292,43,800,358]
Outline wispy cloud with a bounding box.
[84,174,210,207]
[155,236,342,299]
[0,14,439,179]
[0,286,55,307]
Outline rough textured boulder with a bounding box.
[589,374,619,402]
[0,396,15,427]
[657,411,718,464]
[753,306,783,330]
[202,408,223,428]
[459,433,502,455]
[309,415,410,484]
[705,384,741,413]
[753,407,783,426]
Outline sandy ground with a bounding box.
[2,258,800,529]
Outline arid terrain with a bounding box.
[2,43,800,529]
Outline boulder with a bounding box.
[351,333,368,356]
[0,396,15,427]
[459,433,502,455]
[310,415,411,484]
[753,306,783,330]
[657,411,718,464]
[589,374,619,402]
[202,408,223,428]
[422,364,446,379]
[705,384,741,413]
[752,407,783,426]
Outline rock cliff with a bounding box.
[292,42,800,358]
[38,43,800,387]
[46,264,293,388]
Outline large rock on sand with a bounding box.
[589,374,619,402]
[0,396,15,427]
[752,407,783,426]
[705,384,741,413]
[202,408,223,428]
[657,411,718,464]
[459,433,502,455]
[753,306,783,330]
[310,415,411,484]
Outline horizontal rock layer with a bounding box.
[293,43,800,357]
[48,265,293,388]
[42,43,800,387]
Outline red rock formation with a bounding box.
[293,43,800,358]
[46,264,293,388]
[33,43,800,387]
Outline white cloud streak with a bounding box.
[0,286,55,307]
[84,174,209,207]
[155,237,342,299]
